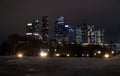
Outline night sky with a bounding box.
[0,0,120,42]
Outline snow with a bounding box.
[0,56,120,76]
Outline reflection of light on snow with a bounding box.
[2,55,120,76]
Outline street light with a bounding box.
[104,53,110,58]
[111,51,115,54]
[67,54,70,57]
[17,53,23,58]
[97,51,101,54]
[55,53,60,57]
[40,52,48,57]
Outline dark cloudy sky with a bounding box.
[0,0,120,42]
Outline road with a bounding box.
[0,56,120,76]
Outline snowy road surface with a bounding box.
[0,56,120,76]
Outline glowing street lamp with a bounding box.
[40,52,48,57]
[104,54,110,58]
[67,54,70,57]
[97,51,101,54]
[17,53,23,58]
[111,51,115,54]
[55,53,60,57]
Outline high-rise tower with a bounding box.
[87,25,95,43]
[26,20,41,39]
[75,25,83,43]
[54,16,66,41]
[42,16,49,41]
[96,29,104,45]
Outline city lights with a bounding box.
[111,51,115,54]
[67,54,70,57]
[104,54,110,58]
[94,53,96,56]
[97,51,101,54]
[87,54,89,57]
[82,54,84,57]
[56,53,60,57]
[1,16,118,58]
[26,33,32,35]
[17,53,23,58]
[27,23,32,26]
[40,52,48,57]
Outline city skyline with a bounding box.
[0,0,120,42]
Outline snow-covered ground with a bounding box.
[0,55,120,76]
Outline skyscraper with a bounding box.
[42,16,49,41]
[87,25,95,43]
[75,25,83,43]
[26,19,42,39]
[54,16,66,41]
[95,29,104,45]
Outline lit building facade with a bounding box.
[81,24,88,43]
[95,29,104,45]
[54,16,75,42]
[87,25,96,43]
[74,24,104,45]
[68,26,75,42]
[75,24,88,44]
[54,16,66,41]
[26,16,49,41]
[26,20,42,39]
[75,25,83,43]
[42,16,49,41]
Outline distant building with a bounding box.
[54,16,66,41]
[75,25,83,43]
[26,16,104,45]
[87,25,95,43]
[42,16,49,41]
[54,16,75,42]
[26,19,42,39]
[75,24,88,44]
[68,26,75,42]
[95,29,104,45]
[65,24,75,42]
[26,16,49,41]
[81,24,88,43]
[74,24,104,45]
